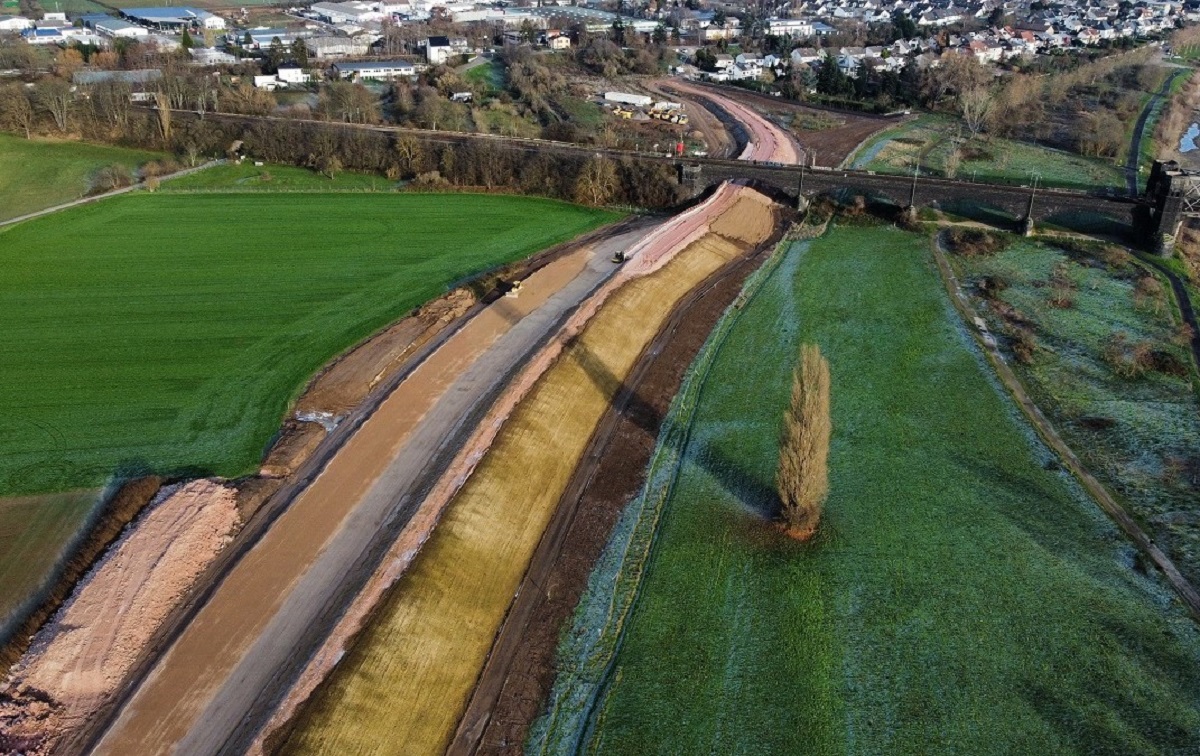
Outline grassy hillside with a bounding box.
[544,226,1200,754]
[0,134,164,222]
[0,193,617,495]
[0,490,101,630]
[161,162,395,192]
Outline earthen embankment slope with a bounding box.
[278,184,779,755]
[89,225,655,756]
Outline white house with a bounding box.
[305,35,370,59]
[766,17,813,36]
[277,67,311,84]
[425,35,453,64]
[93,17,149,38]
[332,60,416,80]
[310,1,384,25]
[0,14,32,31]
[22,27,65,44]
[790,46,824,65]
[119,6,225,30]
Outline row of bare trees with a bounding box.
[922,46,1166,160]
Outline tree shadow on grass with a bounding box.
[1021,657,1200,755]
[569,336,782,526]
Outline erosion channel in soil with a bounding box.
[453,206,793,756]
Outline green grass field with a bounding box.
[464,59,505,93]
[162,162,394,192]
[950,237,1200,585]
[0,134,165,222]
[541,226,1200,754]
[0,490,101,633]
[849,115,1125,192]
[0,193,618,495]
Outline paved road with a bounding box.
[90,224,656,756]
[1126,69,1184,196]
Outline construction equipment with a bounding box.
[648,106,688,125]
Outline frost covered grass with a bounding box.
[549,226,1200,755]
[951,238,1200,584]
[0,192,617,495]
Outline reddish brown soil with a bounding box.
[453,218,789,756]
[0,477,162,674]
[706,85,901,167]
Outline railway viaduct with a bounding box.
[676,157,1199,254]
[366,122,1191,251]
[190,109,1192,251]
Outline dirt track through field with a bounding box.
[89,223,658,756]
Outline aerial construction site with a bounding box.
[4,52,1200,756]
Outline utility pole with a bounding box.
[1022,173,1038,236]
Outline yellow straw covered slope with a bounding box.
[285,188,778,756]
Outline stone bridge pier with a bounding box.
[1143,160,1200,255]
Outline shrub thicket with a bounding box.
[945,227,1010,257]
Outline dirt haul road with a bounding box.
[276,183,770,756]
[666,81,802,164]
[87,223,659,756]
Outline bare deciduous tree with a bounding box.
[958,85,994,139]
[89,79,132,131]
[36,78,73,133]
[0,83,35,138]
[393,134,424,177]
[573,156,618,206]
[776,343,831,541]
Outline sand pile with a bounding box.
[1,480,239,754]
